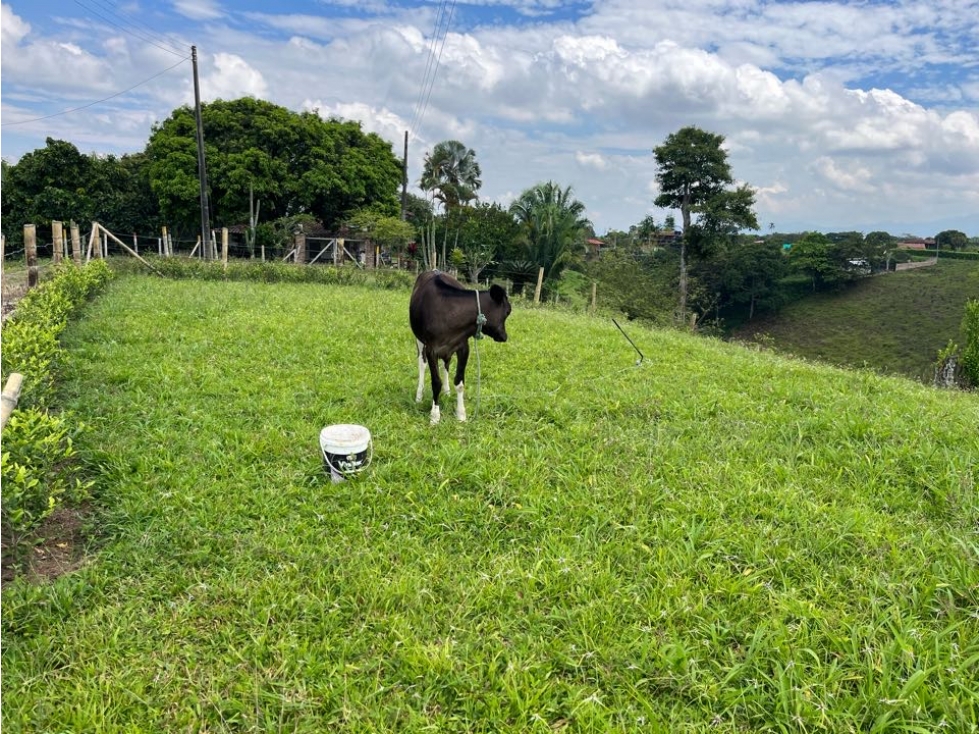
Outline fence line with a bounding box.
[895,258,937,271]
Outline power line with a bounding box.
[408,0,447,136]
[72,0,187,58]
[409,0,457,140]
[1,55,190,127]
[414,0,457,141]
[85,0,188,56]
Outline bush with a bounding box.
[1,260,113,410]
[109,255,416,290]
[1,409,92,542]
[1,260,110,553]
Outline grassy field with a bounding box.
[2,274,978,732]
[731,259,979,382]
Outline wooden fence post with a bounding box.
[295,232,307,264]
[161,226,169,256]
[1,373,25,431]
[52,221,64,264]
[533,266,544,304]
[89,223,100,260]
[221,227,229,269]
[70,221,82,265]
[25,224,38,289]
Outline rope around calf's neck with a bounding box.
[473,289,484,419]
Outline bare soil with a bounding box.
[1,505,90,586]
[2,266,29,321]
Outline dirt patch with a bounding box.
[1,505,90,586]
[2,269,29,322]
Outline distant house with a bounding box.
[586,237,607,258]
[652,230,681,248]
[896,237,933,250]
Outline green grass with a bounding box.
[732,259,979,382]
[2,275,978,732]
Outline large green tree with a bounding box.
[1,138,159,248]
[453,203,520,283]
[720,241,788,321]
[146,98,403,237]
[936,229,968,252]
[509,181,591,288]
[653,126,758,325]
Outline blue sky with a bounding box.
[2,0,978,236]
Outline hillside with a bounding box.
[731,259,979,382]
[2,274,978,732]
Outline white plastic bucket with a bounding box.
[320,424,372,483]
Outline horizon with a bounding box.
[2,0,978,238]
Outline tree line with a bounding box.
[2,97,973,331]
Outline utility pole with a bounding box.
[192,45,212,260]
[401,130,408,221]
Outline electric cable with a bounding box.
[408,0,448,136]
[1,55,190,127]
[72,0,187,58]
[413,0,457,141]
[85,0,188,56]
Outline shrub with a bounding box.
[1,409,92,543]
[108,255,416,290]
[1,260,113,410]
[1,260,110,554]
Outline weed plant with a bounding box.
[2,275,978,732]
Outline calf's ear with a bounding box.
[490,284,506,304]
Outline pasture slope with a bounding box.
[2,274,978,733]
[732,259,979,382]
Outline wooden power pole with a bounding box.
[191,45,212,260]
[401,130,409,221]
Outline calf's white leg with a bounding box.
[430,402,441,425]
[455,382,466,422]
[415,340,426,403]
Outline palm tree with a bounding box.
[420,140,481,212]
[419,140,482,269]
[509,181,591,284]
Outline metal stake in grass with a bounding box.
[612,318,645,366]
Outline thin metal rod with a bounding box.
[612,318,645,365]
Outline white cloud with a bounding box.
[201,53,268,101]
[172,0,222,21]
[0,3,29,43]
[304,100,409,144]
[2,0,978,234]
[812,156,876,194]
[575,151,608,169]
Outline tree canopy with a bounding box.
[1,138,159,247]
[653,126,758,324]
[419,140,482,212]
[509,181,591,286]
[146,97,403,236]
